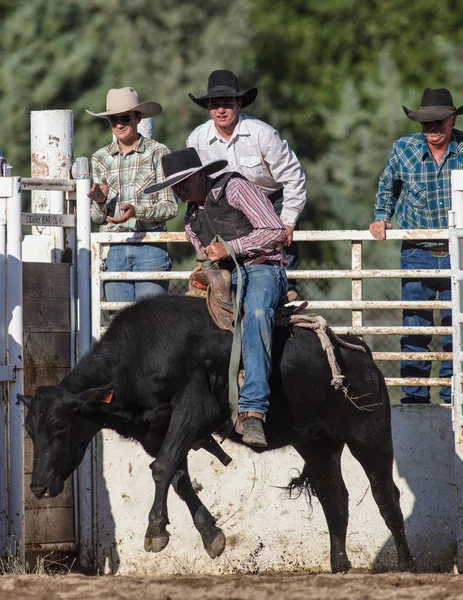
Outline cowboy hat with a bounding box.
[144,148,227,194]
[189,70,258,109]
[86,87,162,118]
[402,88,463,122]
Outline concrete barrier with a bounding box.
[94,404,454,574]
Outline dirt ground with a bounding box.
[1,572,463,600]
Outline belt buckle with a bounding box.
[429,243,449,257]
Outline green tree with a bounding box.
[248,0,463,163]
[0,0,255,176]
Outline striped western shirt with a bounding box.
[184,176,288,266]
[90,136,178,232]
[374,129,463,229]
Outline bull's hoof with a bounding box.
[399,557,417,573]
[331,558,351,574]
[144,532,170,553]
[204,530,226,559]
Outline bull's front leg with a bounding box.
[144,383,221,554]
[171,457,225,559]
[145,456,174,553]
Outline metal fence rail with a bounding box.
[91,228,451,390]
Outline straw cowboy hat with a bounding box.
[144,148,227,194]
[86,87,162,118]
[402,88,463,122]
[189,70,258,109]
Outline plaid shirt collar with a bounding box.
[419,131,459,161]
[109,135,146,156]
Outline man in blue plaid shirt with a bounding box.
[370,88,463,405]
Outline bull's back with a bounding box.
[271,327,390,434]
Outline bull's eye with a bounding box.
[51,428,66,440]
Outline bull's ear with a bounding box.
[17,394,32,407]
[77,385,115,410]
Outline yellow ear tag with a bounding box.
[102,389,114,404]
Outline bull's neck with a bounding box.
[59,340,114,394]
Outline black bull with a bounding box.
[19,295,414,573]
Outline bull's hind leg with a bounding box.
[347,439,415,571]
[172,457,225,558]
[295,439,351,573]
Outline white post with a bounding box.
[75,174,94,566]
[6,177,24,561]
[451,169,463,570]
[138,117,154,140]
[0,186,8,554]
[451,171,463,228]
[30,110,73,262]
[76,175,92,358]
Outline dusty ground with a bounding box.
[1,573,463,600]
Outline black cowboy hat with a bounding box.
[402,88,463,122]
[188,70,258,109]
[144,148,228,194]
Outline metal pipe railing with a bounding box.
[5,178,25,562]
[91,228,452,389]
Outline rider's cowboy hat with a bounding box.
[189,70,258,109]
[144,148,227,194]
[402,88,463,122]
[86,87,162,118]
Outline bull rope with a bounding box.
[187,287,379,413]
[275,310,365,390]
[275,311,380,412]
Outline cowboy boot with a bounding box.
[235,412,268,448]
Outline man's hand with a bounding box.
[284,223,295,246]
[106,203,135,224]
[205,242,228,261]
[369,221,392,240]
[88,177,109,204]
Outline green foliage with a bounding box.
[248,0,463,166]
[1,0,463,271]
[0,0,254,174]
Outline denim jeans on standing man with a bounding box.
[232,264,288,415]
[270,192,299,292]
[104,240,172,303]
[400,243,452,404]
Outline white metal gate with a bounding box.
[0,174,91,564]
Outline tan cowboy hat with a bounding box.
[86,87,162,118]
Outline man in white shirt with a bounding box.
[187,70,307,295]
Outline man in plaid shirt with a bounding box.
[370,88,463,404]
[87,87,178,302]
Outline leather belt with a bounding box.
[402,240,449,255]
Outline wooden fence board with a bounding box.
[22,264,70,300]
[22,263,74,549]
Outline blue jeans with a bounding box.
[104,242,172,302]
[232,264,288,415]
[400,244,452,404]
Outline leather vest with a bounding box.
[187,172,254,249]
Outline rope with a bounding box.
[275,311,365,391]
[274,310,380,412]
[187,287,374,417]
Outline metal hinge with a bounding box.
[0,365,16,383]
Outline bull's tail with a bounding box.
[286,463,314,507]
